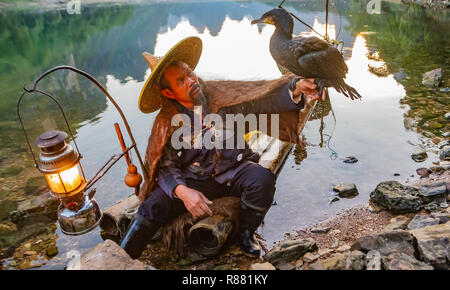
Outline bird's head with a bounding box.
[251,8,293,36]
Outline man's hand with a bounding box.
[293,78,327,101]
[174,184,213,218]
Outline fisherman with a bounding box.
[120,37,326,259]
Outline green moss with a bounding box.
[0,199,17,221]
[24,177,46,194]
[0,190,9,199]
[1,166,23,177]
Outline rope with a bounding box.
[277,0,340,159]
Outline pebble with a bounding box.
[24,251,37,256]
[330,229,341,235]
[318,248,333,256]
[249,262,276,270]
[302,253,319,263]
[416,168,431,178]
[311,225,330,234]
[333,183,358,198]
[445,112,450,120]
[439,146,450,161]
[438,140,450,149]
[439,203,449,209]
[424,203,439,212]
[331,238,339,248]
[411,149,428,162]
[442,132,450,137]
[343,156,358,164]
[329,196,339,204]
[336,245,351,253]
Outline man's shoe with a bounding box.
[239,203,267,258]
[240,228,261,258]
[120,214,160,259]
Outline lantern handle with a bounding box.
[19,65,149,181]
[18,86,85,167]
[16,90,39,168]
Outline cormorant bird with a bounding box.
[251,8,361,100]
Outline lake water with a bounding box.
[0,0,448,269]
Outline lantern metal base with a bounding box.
[58,195,103,236]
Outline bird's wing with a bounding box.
[294,40,348,79]
[290,36,329,58]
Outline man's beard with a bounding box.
[190,83,210,116]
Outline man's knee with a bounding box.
[238,164,276,209]
[137,186,172,224]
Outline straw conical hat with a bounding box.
[138,36,203,113]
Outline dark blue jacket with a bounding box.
[158,80,304,198]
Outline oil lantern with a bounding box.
[17,65,148,236]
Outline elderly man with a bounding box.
[120,37,325,259]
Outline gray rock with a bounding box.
[366,250,381,270]
[407,214,440,230]
[67,239,146,270]
[351,230,416,257]
[0,221,18,236]
[343,156,358,164]
[409,223,450,269]
[382,252,433,270]
[430,212,450,224]
[440,161,450,170]
[329,196,340,204]
[302,252,319,263]
[430,166,446,174]
[439,146,450,161]
[314,251,366,270]
[411,149,428,162]
[445,112,450,120]
[442,132,450,138]
[263,238,317,267]
[370,181,422,213]
[418,181,447,203]
[439,140,450,149]
[422,68,442,88]
[276,262,296,270]
[249,262,276,270]
[424,203,440,212]
[10,191,59,223]
[382,215,409,232]
[393,69,407,82]
[310,224,330,234]
[333,183,359,198]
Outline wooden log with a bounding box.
[100,195,139,237]
[187,215,234,257]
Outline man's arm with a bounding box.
[217,78,304,116]
[157,144,187,198]
[158,140,213,218]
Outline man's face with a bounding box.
[161,62,200,108]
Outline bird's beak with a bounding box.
[251,17,266,25]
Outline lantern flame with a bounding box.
[45,164,83,194]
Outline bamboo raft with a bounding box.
[99,97,318,257]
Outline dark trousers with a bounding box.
[138,162,276,225]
